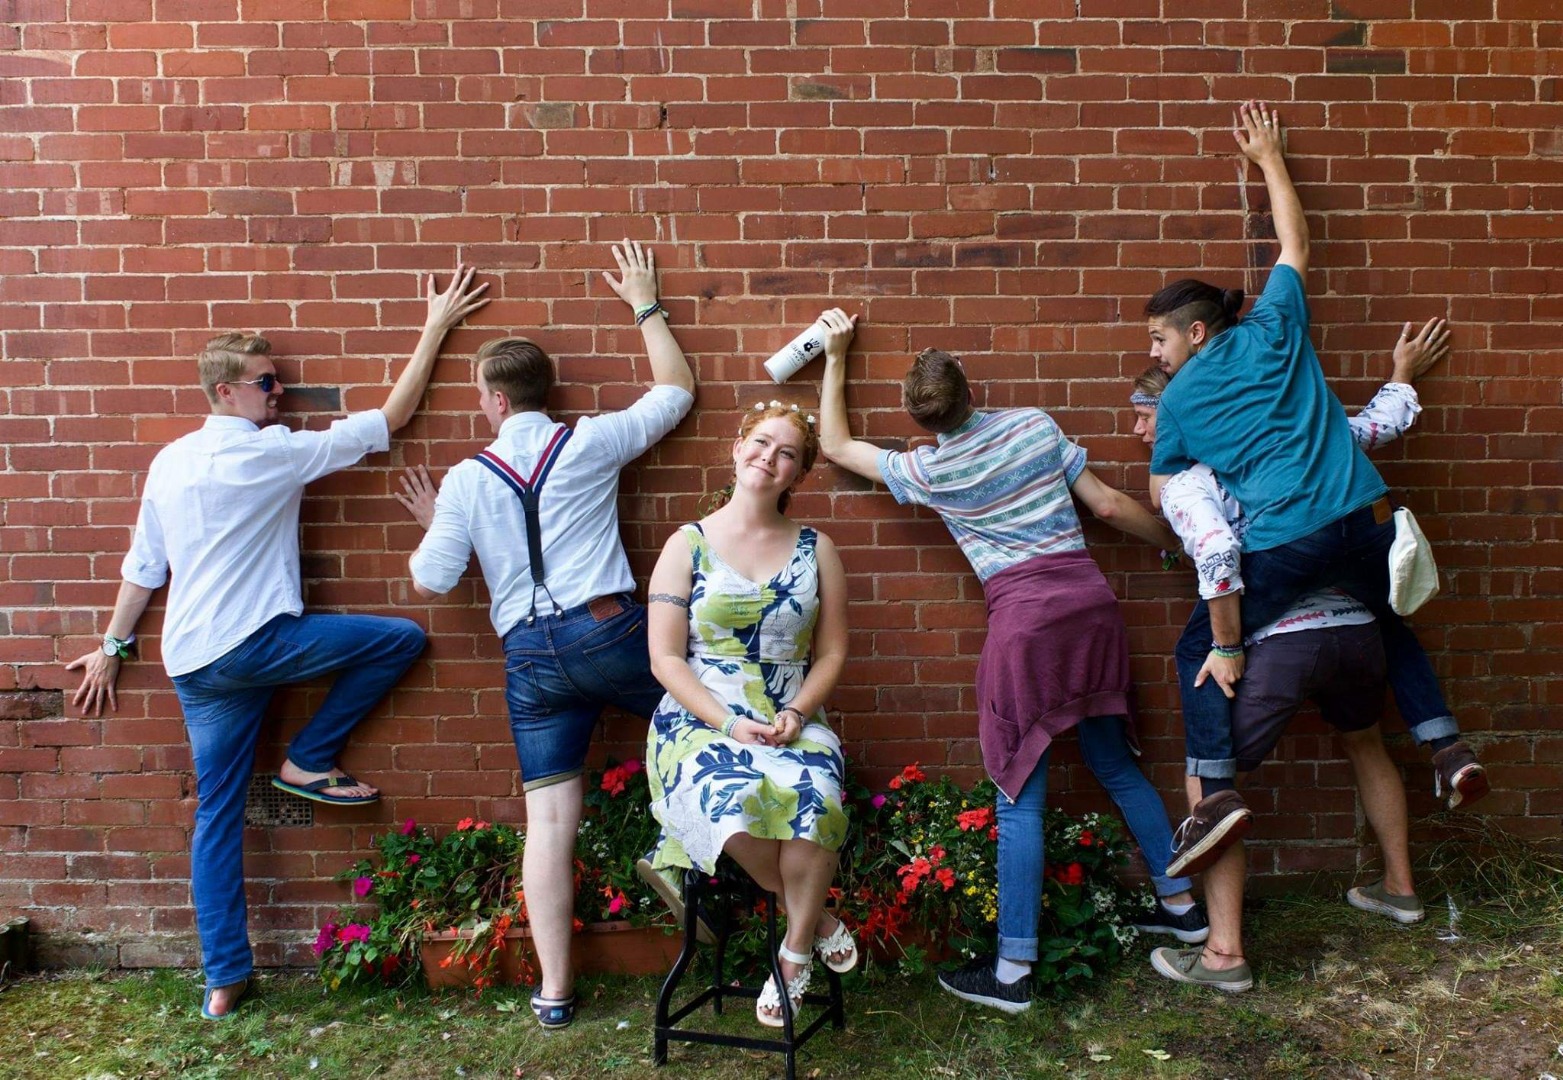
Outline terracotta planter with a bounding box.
[421,921,684,990]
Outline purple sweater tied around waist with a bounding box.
[977,548,1131,801]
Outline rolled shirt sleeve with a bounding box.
[121,492,170,590]
[1161,468,1244,601]
[878,447,932,506]
[282,409,391,484]
[409,464,478,596]
[578,384,693,468]
[1350,382,1421,453]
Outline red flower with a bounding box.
[928,844,947,863]
[987,825,999,841]
[957,807,995,832]
[900,763,927,784]
[1078,830,1095,847]
[935,867,956,891]
[601,766,628,796]
[456,817,475,831]
[888,775,903,790]
[1056,862,1085,886]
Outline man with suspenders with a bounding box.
[400,242,694,1029]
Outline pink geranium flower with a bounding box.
[313,922,337,957]
[400,819,417,836]
[353,876,374,898]
[338,923,371,944]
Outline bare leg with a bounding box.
[1340,725,1415,896]
[522,778,584,1001]
[723,831,784,893]
[1183,773,1246,971]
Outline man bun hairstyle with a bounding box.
[198,332,271,405]
[476,337,553,413]
[902,348,972,434]
[1144,279,1245,336]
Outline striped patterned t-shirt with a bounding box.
[878,409,1089,582]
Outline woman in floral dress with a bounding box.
[644,402,856,1026]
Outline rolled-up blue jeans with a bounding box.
[1176,500,1458,779]
[996,715,1191,963]
[170,612,426,989]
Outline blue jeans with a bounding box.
[171,612,426,988]
[995,715,1190,963]
[1176,501,1458,778]
[502,597,664,791]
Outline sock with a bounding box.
[1428,735,1457,753]
[995,956,1031,984]
[1199,776,1236,800]
[1162,899,1195,915]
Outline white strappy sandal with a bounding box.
[756,944,812,1028]
[812,914,858,974]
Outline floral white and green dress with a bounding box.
[647,523,848,874]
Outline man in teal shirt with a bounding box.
[1146,102,1486,879]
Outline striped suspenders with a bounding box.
[473,424,573,623]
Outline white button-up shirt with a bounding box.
[122,410,390,676]
[410,385,692,637]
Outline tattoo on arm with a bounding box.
[648,592,689,608]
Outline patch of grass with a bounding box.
[5,878,1562,1080]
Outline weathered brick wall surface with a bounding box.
[2,2,1558,968]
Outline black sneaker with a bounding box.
[1132,900,1211,944]
[936,955,1032,1014]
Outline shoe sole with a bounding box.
[936,975,1031,1014]
[1447,764,1490,810]
[1166,808,1253,878]
[1346,889,1425,925]
[635,858,716,945]
[1132,922,1212,944]
[1150,950,1251,993]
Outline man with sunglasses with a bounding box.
[66,267,490,1020]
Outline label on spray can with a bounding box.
[763,319,829,383]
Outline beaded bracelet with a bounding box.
[720,715,740,738]
[1209,643,1245,659]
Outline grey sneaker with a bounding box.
[937,955,1032,1014]
[635,856,715,945]
[1150,946,1252,993]
[1166,789,1254,878]
[1132,900,1211,944]
[1346,880,1425,925]
[1431,741,1489,810]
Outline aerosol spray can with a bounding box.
[762,318,829,383]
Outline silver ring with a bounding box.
[1262,120,1273,127]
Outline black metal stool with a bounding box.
[653,865,845,1080]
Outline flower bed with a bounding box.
[317,760,1150,995]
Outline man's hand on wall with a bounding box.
[395,465,440,531]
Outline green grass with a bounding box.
[5,870,1562,1080]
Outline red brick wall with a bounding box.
[2,3,1558,968]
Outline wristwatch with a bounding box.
[102,632,136,659]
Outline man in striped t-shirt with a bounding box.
[814,308,1197,1015]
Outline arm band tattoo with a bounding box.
[648,592,689,608]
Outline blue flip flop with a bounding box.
[200,978,250,1021]
[530,992,576,1029]
[271,774,379,806]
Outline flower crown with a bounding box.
[754,400,816,427]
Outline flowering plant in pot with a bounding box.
[316,758,666,992]
[837,763,1149,988]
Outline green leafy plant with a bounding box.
[315,758,662,992]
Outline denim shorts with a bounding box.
[502,595,665,791]
[1232,622,1386,772]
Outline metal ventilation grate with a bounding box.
[246,773,314,828]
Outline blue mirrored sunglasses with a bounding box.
[232,373,279,393]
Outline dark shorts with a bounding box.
[1231,622,1386,773]
[502,595,665,792]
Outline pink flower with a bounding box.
[407,854,421,866]
[338,923,371,944]
[353,876,374,898]
[608,894,628,915]
[871,793,887,809]
[623,759,642,775]
[456,817,475,831]
[313,922,337,957]
[400,819,416,836]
